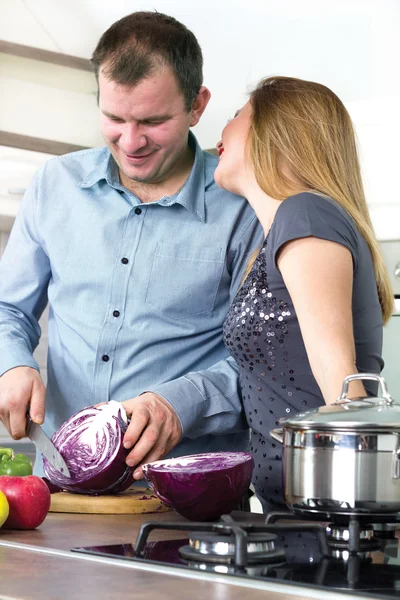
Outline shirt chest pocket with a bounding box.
[145,242,225,319]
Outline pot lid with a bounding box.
[282,373,400,431]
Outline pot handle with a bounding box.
[337,373,393,405]
[270,428,284,444]
[393,435,400,481]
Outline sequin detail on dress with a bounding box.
[223,237,321,510]
[224,245,291,375]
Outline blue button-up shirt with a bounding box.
[0,133,262,473]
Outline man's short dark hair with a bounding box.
[91,11,203,111]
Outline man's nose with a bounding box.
[121,123,147,153]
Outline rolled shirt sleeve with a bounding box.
[0,170,50,376]
[149,355,247,438]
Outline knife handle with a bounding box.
[25,407,37,435]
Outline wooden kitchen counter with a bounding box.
[0,510,369,600]
[0,508,190,550]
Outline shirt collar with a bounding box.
[78,150,112,189]
[78,132,206,222]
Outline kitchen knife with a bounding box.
[26,414,71,478]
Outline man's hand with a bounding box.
[0,367,46,439]
[121,392,182,480]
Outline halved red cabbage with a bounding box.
[42,401,133,495]
[142,452,254,521]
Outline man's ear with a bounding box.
[189,86,211,127]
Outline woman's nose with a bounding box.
[216,140,223,151]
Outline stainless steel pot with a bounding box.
[271,373,400,518]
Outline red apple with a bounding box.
[0,475,51,529]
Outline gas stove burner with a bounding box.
[326,524,377,546]
[186,560,279,577]
[372,523,398,539]
[325,524,381,553]
[179,530,286,565]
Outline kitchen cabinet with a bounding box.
[0,48,102,149]
[0,144,55,231]
[380,240,400,401]
[382,310,400,401]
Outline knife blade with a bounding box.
[26,415,71,478]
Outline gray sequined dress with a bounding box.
[223,192,384,511]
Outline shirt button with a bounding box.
[121,257,129,264]
[102,354,110,362]
[134,207,142,215]
[113,310,120,318]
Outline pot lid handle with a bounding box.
[337,373,393,405]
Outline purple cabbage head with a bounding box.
[43,401,133,495]
[142,452,254,521]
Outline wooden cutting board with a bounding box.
[49,486,172,515]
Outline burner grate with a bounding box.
[134,513,331,569]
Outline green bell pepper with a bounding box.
[0,448,33,476]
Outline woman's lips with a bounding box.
[218,148,224,157]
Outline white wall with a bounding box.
[0,0,399,207]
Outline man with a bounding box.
[0,12,262,479]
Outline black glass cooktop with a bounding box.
[71,515,400,599]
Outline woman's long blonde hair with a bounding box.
[244,76,393,324]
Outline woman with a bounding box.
[214,76,393,513]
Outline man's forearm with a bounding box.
[148,355,247,438]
